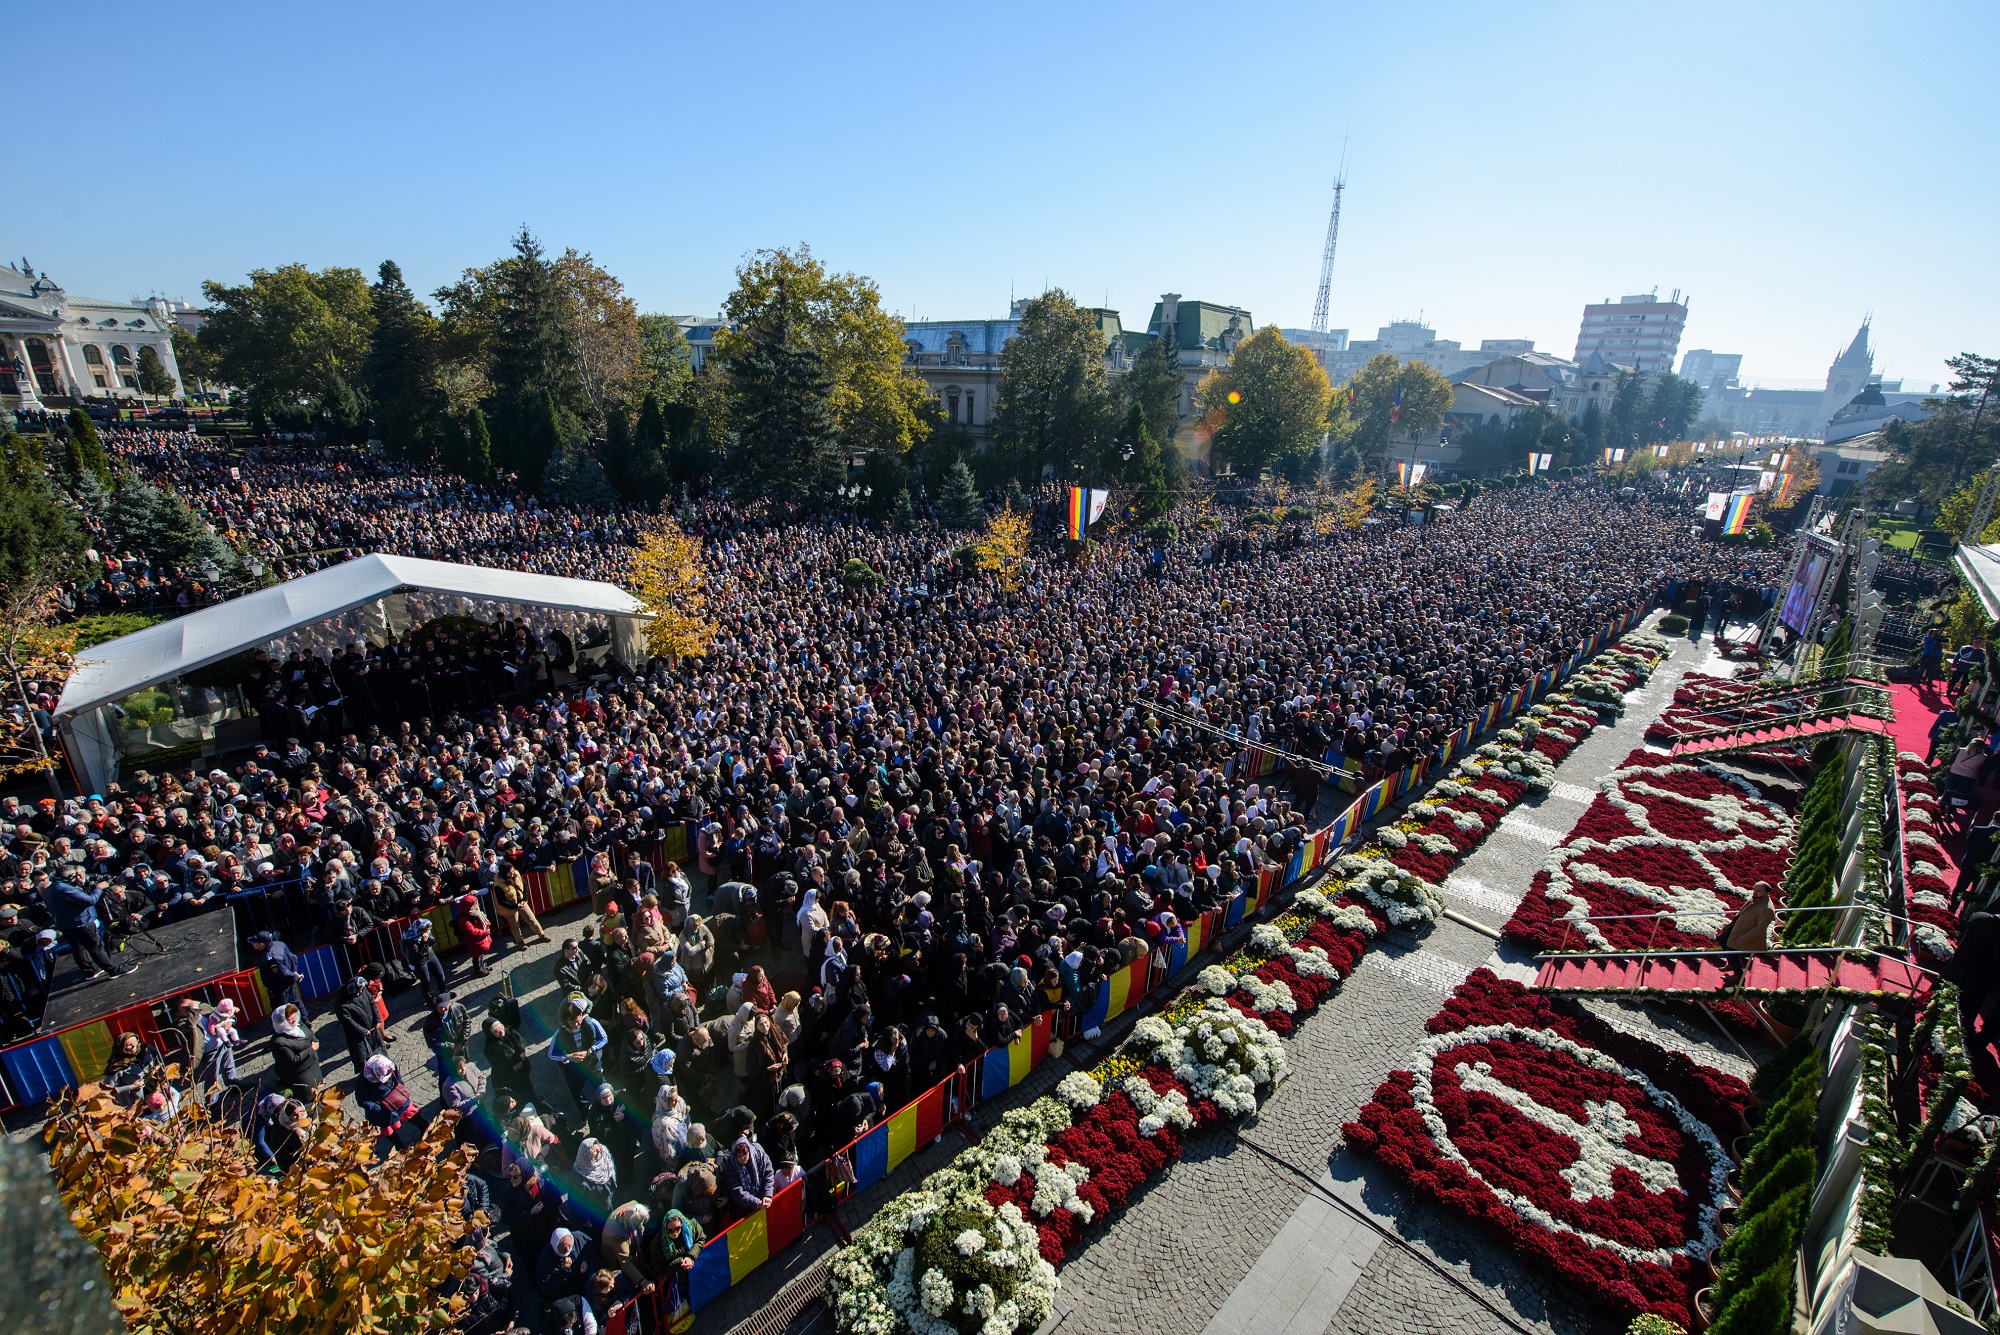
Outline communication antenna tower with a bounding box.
[1309,143,1349,336]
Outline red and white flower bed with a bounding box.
[1502,749,1794,954]
[1344,970,1752,1325]
[1643,673,1780,745]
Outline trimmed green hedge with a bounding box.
[1705,1046,1821,1335]
[1780,759,1846,946]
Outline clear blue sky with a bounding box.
[21,1,1996,388]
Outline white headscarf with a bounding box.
[795,888,819,928]
[574,1137,617,1190]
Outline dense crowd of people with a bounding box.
[3,432,1798,1332]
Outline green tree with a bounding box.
[107,480,234,575]
[937,459,984,530]
[989,289,1115,481]
[541,444,619,508]
[1196,326,1333,477]
[443,407,494,483]
[1124,332,1184,452]
[603,394,670,505]
[169,325,217,396]
[195,263,373,421]
[1607,369,1646,451]
[1344,353,1452,464]
[716,245,933,461]
[726,304,843,505]
[1868,351,2000,511]
[64,409,113,488]
[1642,371,1702,443]
[637,313,695,407]
[437,228,588,479]
[516,389,563,486]
[365,260,446,461]
[134,346,177,400]
[1578,401,1608,459]
[0,460,91,796]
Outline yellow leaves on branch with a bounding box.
[971,506,1031,593]
[1336,478,1377,530]
[628,514,718,662]
[43,1084,471,1335]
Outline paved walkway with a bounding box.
[1045,617,1760,1335]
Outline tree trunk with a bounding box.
[5,642,64,802]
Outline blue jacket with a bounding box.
[44,880,102,932]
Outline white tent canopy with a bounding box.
[55,553,652,793]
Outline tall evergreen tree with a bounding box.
[486,228,584,477]
[1125,332,1185,451]
[726,307,842,506]
[629,393,670,504]
[518,389,562,486]
[599,400,636,497]
[65,409,112,488]
[988,290,1114,482]
[454,408,495,483]
[937,459,983,530]
[365,260,443,460]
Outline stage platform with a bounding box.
[41,913,241,1033]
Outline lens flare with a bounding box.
[1226,391,1241,404]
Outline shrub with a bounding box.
[842,558,885,589]
[1659,613,1689,634]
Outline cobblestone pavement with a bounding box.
[1041,616,1769,1335]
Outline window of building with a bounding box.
[93,373,108,388]
[965,393,974,423]
[83,344,104,365]
[112,345,133,367]
[121,374,139,390]
[1837,460,1860,475]
[945,386,961,424]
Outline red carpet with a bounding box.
[1886,681,1970,881]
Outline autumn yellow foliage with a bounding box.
[44,1084,471,1335]
[628,514,718,662]
[972,506,1031,592]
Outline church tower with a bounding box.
[1819,320,1874,431]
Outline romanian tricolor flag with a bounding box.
[1777,472,1795,506]
[1064,486,1109,540]
[1722,491,1755,535]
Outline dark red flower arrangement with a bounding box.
[1503,750,1795,954]
[1345,970,1750,1326]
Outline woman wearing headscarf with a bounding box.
[646,1207,706,1310]
[536,1227,593,1329]
[726,1001,759,1080]
[1000,966,1038,1021]
[738,964,778,1014]
[774,991,803,1044]
[356,1054,422,1155]
[651,1085,692,1166]
[102,1031,162,1107]
[746,1012,788,1120]
[795,887,828,961]
[676,915,716,995]
[631,892,673,957]
[483,1016,535,1104]
[268,1003,322,1097]
[250,1093,309,1172]
[567,1136,618,1222]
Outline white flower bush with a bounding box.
[1196,964,1239,996]
[1121,1073,1196,1136]
[1375,826,1409,848]
[841,1187,1060,1335]
[1291,888,1378,936]
[1054,1069,1102,1111]
[1132,997,1287,1118]
[1248,923,1291,956]
[1335,855,1446,926]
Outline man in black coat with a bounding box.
[336,964,386,1074]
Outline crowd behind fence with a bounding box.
[1,604,1645,1326]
